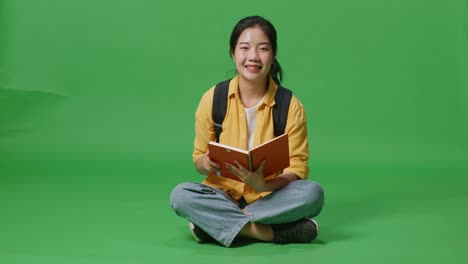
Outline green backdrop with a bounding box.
[1,0,467,263]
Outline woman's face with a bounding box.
[231,26,274,84]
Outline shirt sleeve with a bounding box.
[283,96,310,179]
[192,87,216,163]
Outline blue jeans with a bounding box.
[170,180,325,247]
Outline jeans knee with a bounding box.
[307,181,324,201]
[301,181,325,215]
[170,183,191,215]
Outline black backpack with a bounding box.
[212,79,293,143]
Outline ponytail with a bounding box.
[270,58,283,85]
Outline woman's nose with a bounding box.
[248,49,259,61]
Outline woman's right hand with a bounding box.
[196,150,220,176]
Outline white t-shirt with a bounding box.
[244,95,266,150]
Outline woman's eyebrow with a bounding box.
[238,41,271,46]
[239,41,270,45]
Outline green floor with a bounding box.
[1,154,467,264]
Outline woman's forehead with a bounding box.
[237,27,270,44]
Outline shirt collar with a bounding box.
[228,75,278,107]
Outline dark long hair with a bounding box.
[229,16,283,85]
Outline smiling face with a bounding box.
[231,26,275,84]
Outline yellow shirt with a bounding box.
[193,75,310,204]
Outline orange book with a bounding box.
[208,134,290,181]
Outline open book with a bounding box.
[208,133,290,181]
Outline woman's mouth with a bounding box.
[245,65,262,73]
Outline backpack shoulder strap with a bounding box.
[212,79,231,142]
[273,86,293,137]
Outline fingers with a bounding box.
[207,158,220,173]
[256,160,266,173]
[226,162,245,182]
[207,158,220,170]
[227,161,243,173]
[205,150,219,168]
[234,160,248,171]
[204,155,219,174]
[227,161,265,190]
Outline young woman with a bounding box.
[170,15,324,247]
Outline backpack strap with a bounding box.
[212,79,293,142]
[212,79,231,142]
[273,86,293,137]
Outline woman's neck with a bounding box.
[238,77,268,108]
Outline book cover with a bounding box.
[208,134,290,181]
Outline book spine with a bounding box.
[248,155,253,171]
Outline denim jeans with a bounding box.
[170,180,324,247]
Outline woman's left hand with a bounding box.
[226,160,267,192]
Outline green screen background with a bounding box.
[1,0,467,263]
